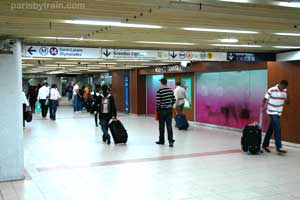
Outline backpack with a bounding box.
[100,93,111,114]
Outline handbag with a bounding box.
[45,98,49,106]
[25,106,32,122]
[155,111,159,121]
[45,89,51,106]
[35,101,41,113]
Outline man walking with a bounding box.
[73,81,82,113]
[174,81,189,115]
[37,82,50,118]
[156,78,176,147]
[262,80,289,154]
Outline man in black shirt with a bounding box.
[156,78,176,147]
[96,84,117,145]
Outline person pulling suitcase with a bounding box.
[96,84,117,145]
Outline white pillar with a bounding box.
[0,39,24,181]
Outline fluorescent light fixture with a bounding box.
[66,59,103,61]
[46,71,66,74]
[45,64,75,67]
[274,1,300,8]
[98,63,117,65]
[135,41,195,45]
[274,32,300,36]
[85,65,107,67]
[22,64,34,66]
[182,27,258,34]
[34,36,114,42]
[273,46,300,49]
[22,57,53,60]
[66,72,81,74]
[56,62,78,64]
[64,20,162,29]
[219,38,239,43]
[219,0,250,3]
[86,70,108,72]
[117,59,151,62]
[211,44,262,47]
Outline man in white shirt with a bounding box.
[37,82,50,118]
[49,84,61,120]
[262,80,289,154]
[73,81,81,112]
[174,81,189,115]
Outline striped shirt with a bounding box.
[265,84,287,116]
[156,87,176,111]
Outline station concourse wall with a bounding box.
[111,61,300,144]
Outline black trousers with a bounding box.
[158,109,174,143]
[94,111,99,126]
[39,99,48,118]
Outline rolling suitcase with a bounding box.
[241,109,263,154]
[175,114,189,130]
[108,119,128,144]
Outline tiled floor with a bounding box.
[1,106,300,200]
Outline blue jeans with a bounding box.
[100,119,111,140]
[49,100,58,120]
[263,115,282,149]
[73,95,82,112]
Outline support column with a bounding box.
[129,69,146,115]
[0,39,24,181]
[48,75,62,93]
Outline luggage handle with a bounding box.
[258,107,263,128]
[249,107,263,128]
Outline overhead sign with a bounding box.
[26,45,276,62]
[25,45,99,58]
[227,52,276,61]
[168,51,227,61]
[155,64,192,73]
[101,48,168,60]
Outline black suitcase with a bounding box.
[241,124,262,154]
[109,119,128,144]
[175,114,189,130]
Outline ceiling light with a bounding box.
[182,27,258,34]
[22,57,53,60]
[56,62,78,64]
[219,0,250,3]
[211,44,262,47]
[219,38,239,43]
[86,70,109,72]
[98,63,117,65]
[22,64,34,66]
[273,46,300,49]
[64,20,162,29]
[117,59,152,62]
[65,59,103,61]
[274,32,300,36]
[274,1,300,8]
[135,41,195,45]
[87,65,110,67]
[33,36,114,42]
[45,64,75,67]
